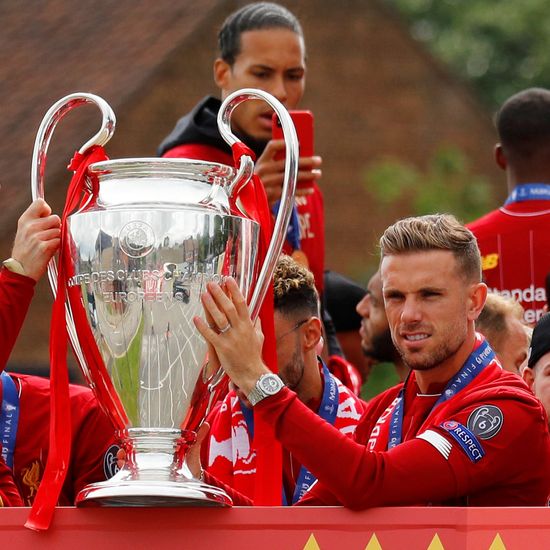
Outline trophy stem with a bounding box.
[124,428,181,476]
[76,428,232,507]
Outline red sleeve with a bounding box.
[0,269,35,370]
[256,389,456,508]
[257,389,548,508]
[0,454,22,506]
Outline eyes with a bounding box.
[287,70,305,81]
[250,68,304,82]
[383,289,444,303]
[384,291,404,303]
[420,290,443,299]
[252,70,271,80]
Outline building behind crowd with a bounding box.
[2,0,501,372]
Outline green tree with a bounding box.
[365,145,494,223]
[387,0,550,108]
[361,146,494,398]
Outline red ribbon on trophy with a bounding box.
[230,143,283,507]
[26,145,129,531]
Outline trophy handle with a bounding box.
[218,88,299,320]
[30,93,116,373]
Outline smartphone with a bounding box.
[272,110,314,189]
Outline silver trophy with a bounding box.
[31,89,298,506]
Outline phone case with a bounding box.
[272,110,314,159]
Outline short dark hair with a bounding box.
[218,2,303,65]
[380,214,481,282]
[497,87,550,160]
[273,255,319,319]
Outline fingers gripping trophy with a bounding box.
[29,90,298,511]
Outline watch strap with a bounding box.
[247,373,284,406]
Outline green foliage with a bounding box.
[387,0,550,108]
[361,363,401,401]
[364,146,494,222]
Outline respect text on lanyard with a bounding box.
[0,371,20,469]
[387,339,495,450]
[241,361,339,505]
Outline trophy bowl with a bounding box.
[31,90,298,506]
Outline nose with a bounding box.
[270,75,288,104]
[356,294,370,318]
[400,296,422,325]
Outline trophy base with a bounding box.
[76,479,233,507]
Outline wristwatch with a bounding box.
[247,373,284,406]
[2,258,25,276]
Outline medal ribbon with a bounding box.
[504,183,550,205]
[272,200,301,251]
[387,339,495,450]
[0,372,19,469]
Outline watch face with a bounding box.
[260,375,282,395]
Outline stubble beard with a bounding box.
[395,325,466,372]
[280,349,306,392]
[362,328,397,364]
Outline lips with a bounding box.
[398,328,432,350]
[403,333,430,342]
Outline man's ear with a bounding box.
[494,144,507,171]
[468,282,488,322]
[522,366,535,391]
[213,58,231,93]
[303,317,323,352]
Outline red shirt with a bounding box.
[2,373,117,506]
[163,143,326,292]
[212,339,550,508]
[467,199,550,324]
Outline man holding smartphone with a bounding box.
[157,2,324,292]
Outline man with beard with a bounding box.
[195,214,550,507]
[203,255,366,504]
[356,270,407,382]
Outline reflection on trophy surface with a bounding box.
[69,206,256,432]
[31,89,298,506]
